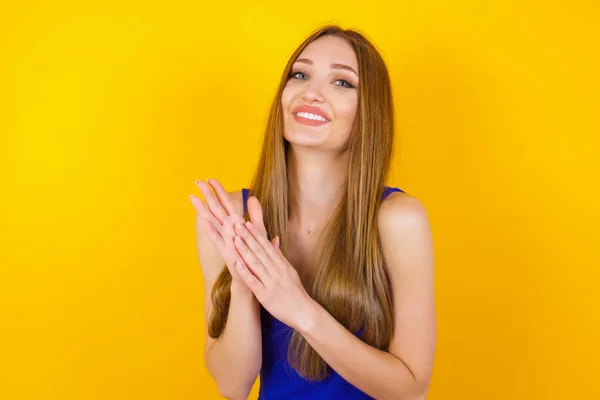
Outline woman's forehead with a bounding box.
[296,36,358,69]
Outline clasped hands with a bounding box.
[190,179,318,332]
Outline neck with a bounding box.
[287,146,349,233]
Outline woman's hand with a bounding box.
[189,179,277,294]
[231,200,318,332]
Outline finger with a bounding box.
[235,260,265,292]
[190,195,220,224]
[242,221,281,265]
[198,218,241,267]
[189,194,206,215]
[234,223,278,274]
[247,196,268,236]
[195,180,228,224]
[197,217,226,247]
[191,197,230,242]
[233,235,271,283]
[198,218,248,280]
[207,179,244,223]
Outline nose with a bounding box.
[301,78,326,103]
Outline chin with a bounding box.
[284,131,328,147]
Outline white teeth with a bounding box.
[296,112,328,121]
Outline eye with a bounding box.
[335,79,355,89]
[289,71,308,80]
[288,70,356,89]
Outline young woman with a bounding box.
[189,25,436,400]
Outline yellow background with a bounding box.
[1,1,598,399]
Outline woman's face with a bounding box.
[281,35,359,151]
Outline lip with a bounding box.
[291,105,331,122]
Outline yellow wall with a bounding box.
[1,1,598,399]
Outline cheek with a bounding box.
[337,98,358,123]
[281,85,294,110]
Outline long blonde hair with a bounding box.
[208,25,396,381]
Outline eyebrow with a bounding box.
[294,58,359,77]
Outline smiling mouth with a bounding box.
[293,112,330,126]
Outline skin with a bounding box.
[281,35,360,281]
[190,35,436,400]
[191,179,271,399]
[282,36,359,238]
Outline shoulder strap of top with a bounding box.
[382,185,405,200]
[241,188,251,215]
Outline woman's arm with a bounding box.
[230,192,436,400]
[203,281,262,400]
[299,193,436,400]
[193,188,263,399]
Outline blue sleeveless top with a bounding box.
[241,186,405,400]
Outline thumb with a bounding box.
[248,196,268,236]
[271,236,280,249]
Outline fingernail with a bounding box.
[245,221,253,231]
[195,179,200,185]
[275,236,280,248]
[189,194,195,201]
[235,224,244,234]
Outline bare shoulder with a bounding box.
[377,191,434,275]
[378,191,430,234]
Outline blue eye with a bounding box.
[290,71,308,80]
[335,80,355,89]
[289,70,356,89]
